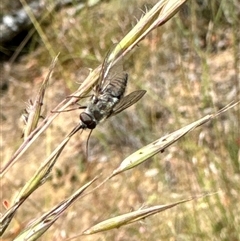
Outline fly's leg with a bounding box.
[51,103,87,113]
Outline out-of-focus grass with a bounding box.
[1,0,239,240]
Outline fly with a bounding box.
[69,48,146,137]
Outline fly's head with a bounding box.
[80,112,96,129]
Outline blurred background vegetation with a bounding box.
[1,0,239,240]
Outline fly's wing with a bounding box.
[111,90,146,116]
[95,45,125,96]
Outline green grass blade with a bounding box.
[112,101,240,175]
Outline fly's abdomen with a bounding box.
[104,73,128,99]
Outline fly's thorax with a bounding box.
[92,93,119,110]
[86,96,116,123]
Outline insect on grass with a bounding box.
[69,46,146,152]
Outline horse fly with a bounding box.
[69,48,146,137]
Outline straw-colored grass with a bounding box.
[1,0,239,240]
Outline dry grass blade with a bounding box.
[0,136,70,236]
[112,0,187,62]
[0,205,19,236]
[81,193,217,236]
[112,101,240,175]
[22,55,59,140]
[12,177,97,241]
[70,0,187,98]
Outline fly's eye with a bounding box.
[80,113,96,129]
[87,121,96,129]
